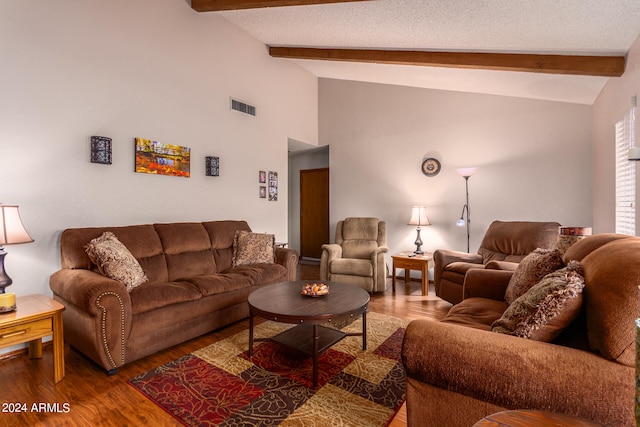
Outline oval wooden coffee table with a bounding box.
[248,280,370,388]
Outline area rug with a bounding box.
[129,311,409,426]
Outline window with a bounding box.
[615,99,637,235]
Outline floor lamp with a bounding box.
[456,168,477,253]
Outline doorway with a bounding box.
[300,168,329,259]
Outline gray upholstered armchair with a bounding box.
[320,217,389,293]
[434,220,561,305]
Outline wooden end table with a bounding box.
[391,252,433,295]
[248,281,369,388]
[0,294,65,383]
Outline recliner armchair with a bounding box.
[320,217,389,293]
[434,220,561,304]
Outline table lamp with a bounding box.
[408,206,430,254]
[0,204,34,312]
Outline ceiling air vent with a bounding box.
[230,98,256,117]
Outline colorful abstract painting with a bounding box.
[135,138,190,177]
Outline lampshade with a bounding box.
[408,206,430,226]
[456,167,477,177]
[0,205,34,245]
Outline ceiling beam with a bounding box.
[269,47,626,77]
[191,0,372,12]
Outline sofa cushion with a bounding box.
[85,231,148,291]
[204,220,252,272]
[232,231,275,267]
[155,223,216,280]
[186,273,253,296]
[330,258,374,277]
[581,238,640,367]
[226,264,288,285]
[441,298,509,331]
[477,220,561,263]
[492,260,585,341]
[129,281,203,315]
[505,248,564,304]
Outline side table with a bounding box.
[0,294,65,383]
[391,252,433,296]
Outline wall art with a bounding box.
[259,171,266,183]
[135,137,190,178]
[268,171,278,201]
[90,136,112,164]
[206,156,219,176]
[259,186,266,198]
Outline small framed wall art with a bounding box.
[268,171,278,201]
[259,186,266,198]
[206,156,219,176]
[90,136,112,164]
[259,171,266,183]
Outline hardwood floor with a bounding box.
[0,263,451,426]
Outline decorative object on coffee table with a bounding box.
[408,206,430,254]
[456,167,477,253]
[248,280,369,388]
[0,204,34,312]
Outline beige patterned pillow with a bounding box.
[85,231,148,291]
[232,231,275,267]
[492,260,585,341]
[504,248,564,304]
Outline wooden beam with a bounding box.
[192,0,372,12]
[269,47,626,77]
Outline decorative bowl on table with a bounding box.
[301,283,329,297]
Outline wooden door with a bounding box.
[300,168,329,259]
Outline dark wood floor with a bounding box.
[0,262,451,426]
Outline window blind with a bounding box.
[615,99,636,235]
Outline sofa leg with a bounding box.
[107,368,118,376]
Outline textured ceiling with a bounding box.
[217,0,640,104]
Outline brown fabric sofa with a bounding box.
[49,220,298,374]
[434,220,561,304]
[402,233,638,427]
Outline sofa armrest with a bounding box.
[275,247,299,281]
[484,260,519,271]
[50,269,132,316]
[463,269,513,301]
[320,244,342,280]
[402,320,633,426]
[433,249,483,287]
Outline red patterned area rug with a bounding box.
[128,311,409,426]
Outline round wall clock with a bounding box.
[421,158,441,177]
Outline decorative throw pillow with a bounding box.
[85,231,148,291]
[492,260,585,341]
[504,248,564,304]
[232,231,275,267]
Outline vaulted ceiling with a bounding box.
[192,0,640,104]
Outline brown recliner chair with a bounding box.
[434,220,561,304]
[320,217,389,293]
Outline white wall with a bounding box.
[319,79,593,260]
[0,1,318,299]
[593,34,640,233]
